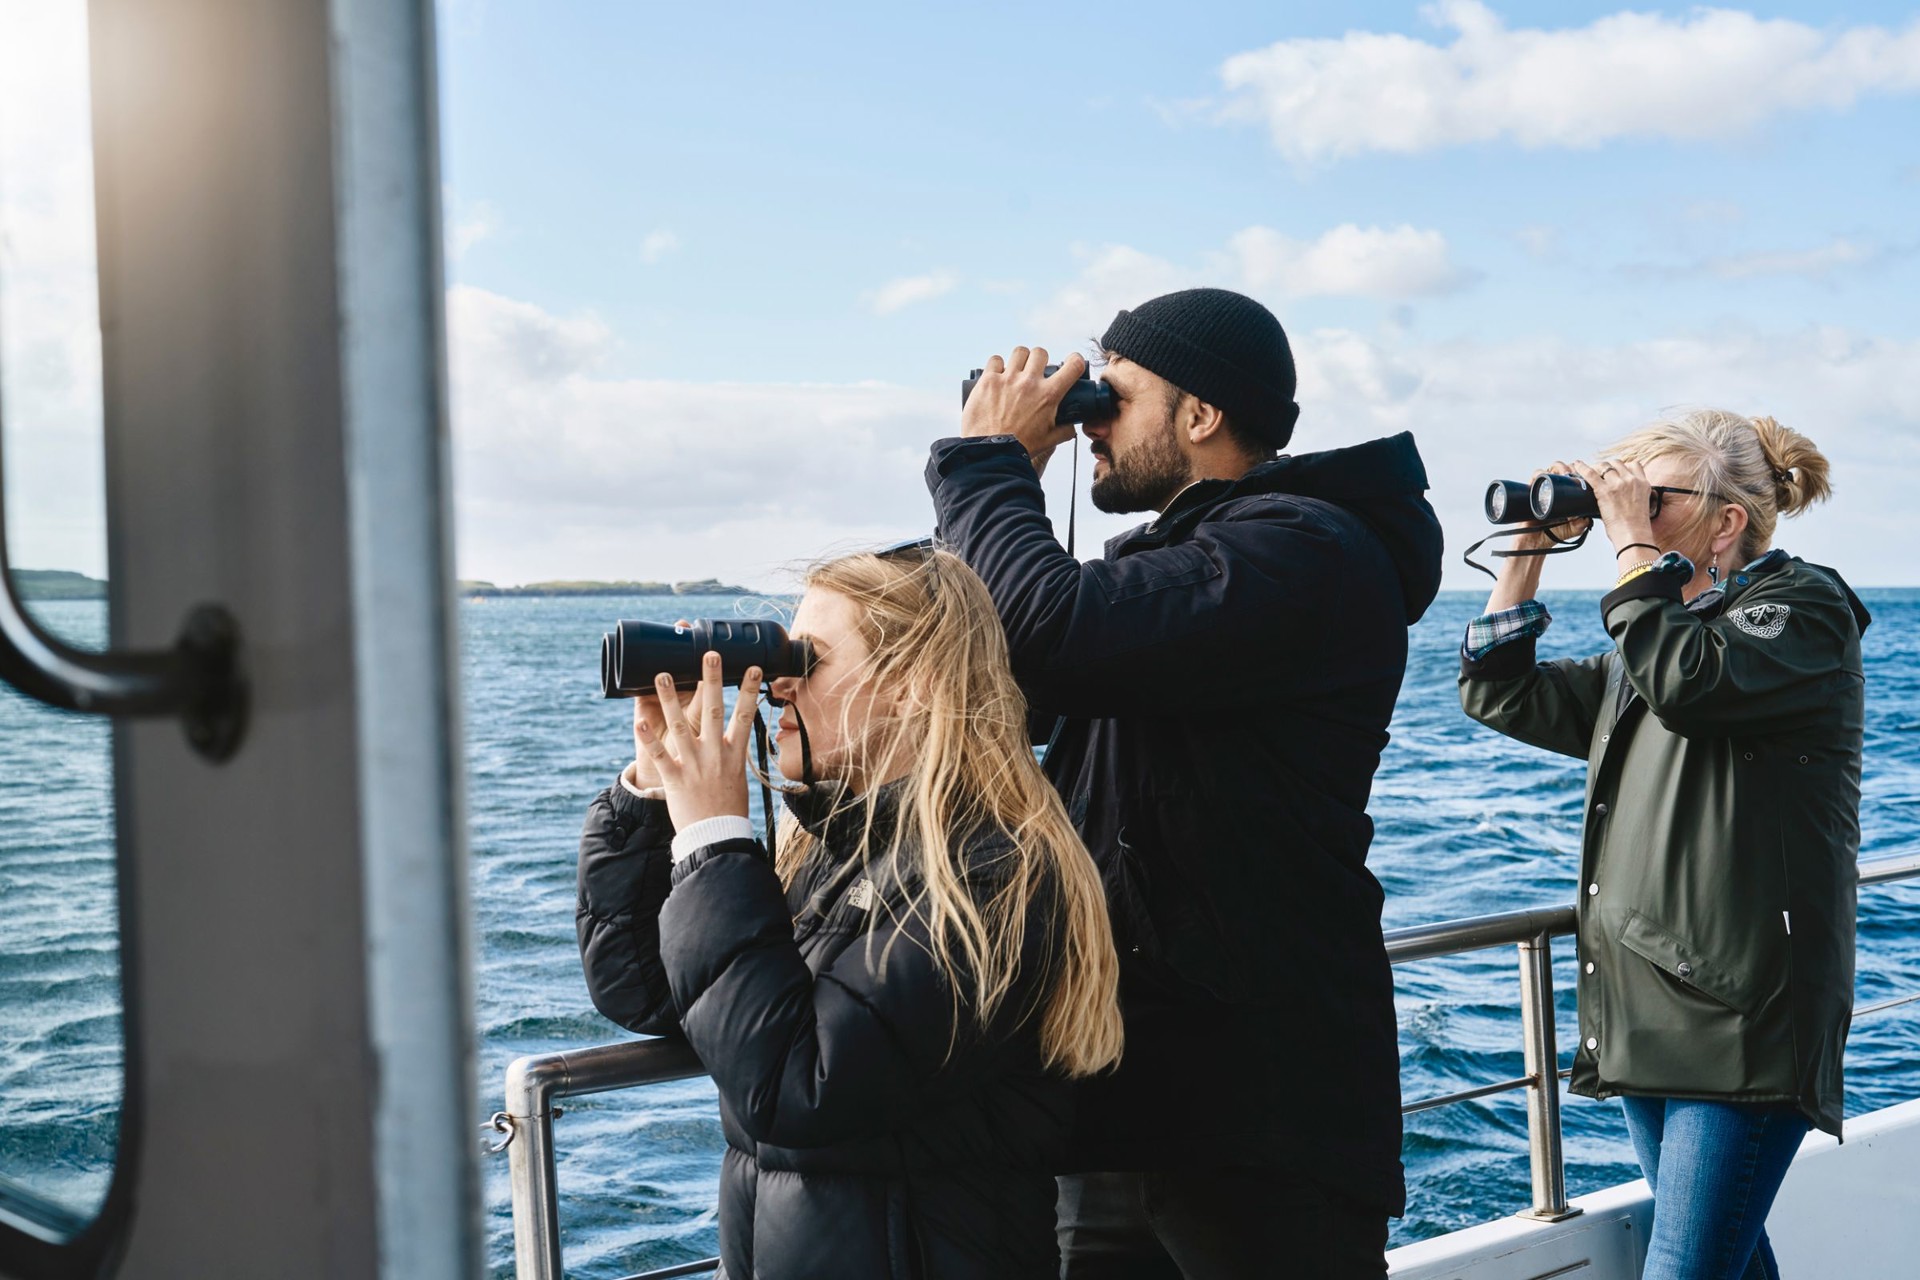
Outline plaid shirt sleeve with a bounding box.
[1463,599,1552,661]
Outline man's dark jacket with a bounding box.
[578,783,1071,1280]
[927,432,1444,1216]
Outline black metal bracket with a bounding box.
[0,570,248,762]
[0,380,247,758]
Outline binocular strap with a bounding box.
[1461,523,1590,581]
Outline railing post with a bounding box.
[1515,930,1581,1222]
[505,1057,566,1279]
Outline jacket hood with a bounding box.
[1151,431,1445,624]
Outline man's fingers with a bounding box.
[1008,345,1030,373]
[1055,351,1089,382]
[984,353,1004,374]
[1028,346,1049,376]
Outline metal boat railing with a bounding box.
[494,850,1920,1280]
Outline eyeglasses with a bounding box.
[1648,486,1733,519]
[873,535,943,597]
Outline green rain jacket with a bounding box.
[1459,550,1869,1136]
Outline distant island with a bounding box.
[12,570,107,601]
[459,578,755,599]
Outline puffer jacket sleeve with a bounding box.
[926,437,1402,715]
[1458,635,1610,761]
[1601,567,1861,736]
[576,780,680,1036]
[659,838,1055,1150]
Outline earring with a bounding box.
[1708,563,1720,586]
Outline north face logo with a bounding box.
[1731,603,1790,639]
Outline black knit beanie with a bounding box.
[1099,287,1300,449]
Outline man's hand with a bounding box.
[960,346,1083,475]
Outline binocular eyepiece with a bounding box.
[1484,474,1599,525]
[600,619,816,699]
[961,365,1118,426]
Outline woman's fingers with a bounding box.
[633,709,678,769]
[656,673,695,748]
[729,667,763,749]
[701,652,728,732]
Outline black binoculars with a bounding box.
[599,619,816,699]
[961,365,1118,425]
[1484,474,1598,524]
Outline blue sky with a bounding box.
[4,2,1918,590]
[433,0,1920,590]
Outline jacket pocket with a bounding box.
[1616,910,1767,1017]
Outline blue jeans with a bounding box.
[1620,1097,1811,1280]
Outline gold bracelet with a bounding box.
[1615,559,1657,587]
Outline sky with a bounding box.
[4,1,1918,591]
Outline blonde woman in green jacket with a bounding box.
[1459,410,1868,1280]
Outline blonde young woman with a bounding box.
[1460,411,1868,1280]
[576,547,1124,1280]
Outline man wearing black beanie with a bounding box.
[926,288,1445,1277]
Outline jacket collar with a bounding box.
[784,778,908,856]
[1107,431,1432,556]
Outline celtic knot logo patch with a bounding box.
[1730,603,1790,639]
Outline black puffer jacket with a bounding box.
[578,782,1071,1280]
[927,432,1444,1216]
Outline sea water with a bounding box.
[3,591,1916,1273]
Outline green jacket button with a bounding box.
[1677,961,1694,979]
[1594,802,1609,816]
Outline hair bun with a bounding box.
[1749,416,1831,518]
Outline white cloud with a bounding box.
[446,198,501,260]
[445,286,1920,592]
[1279,324,1920,589]
[1623,236,1898,284]
[866,270,959,315]
[0,0,108,578]
[1229,224,1471,298]
[1702,237,1884,281]
[639,229,680,264]
[1026,225,1469,339]
[447,286,950,589]
[1218,2,1920,161]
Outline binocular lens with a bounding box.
[1484,480,1531,524]
[601,619,816,699]
[961,365,1118,426]
[1530,473,1599,522]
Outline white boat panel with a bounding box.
[1388,1098,1920,1279]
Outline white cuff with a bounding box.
[618,765,665,801]
[670,815,755,862]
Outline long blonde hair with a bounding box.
[1608,408,1832,563]
[773,548,1123,1078]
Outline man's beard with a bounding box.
[1090,413,1192,515]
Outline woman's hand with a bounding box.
[1570,458,1657,559]
[1516,460,1592,550]
[634,652,764,832]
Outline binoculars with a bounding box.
[1484,474,1598,525]
[961,365,1118,425]
[599,619,816,699]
